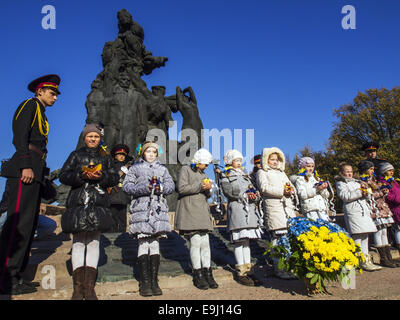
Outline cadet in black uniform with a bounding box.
[362,141,386,172]
[108,144,133,233]
[0,74,61,295]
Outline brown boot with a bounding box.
[83,267,98,300]
[385,246,400,267]
[71,266,85,300]
[245,263,262,286]
[233,265,254,286]
[376,247,396,268]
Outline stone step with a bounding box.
[25,212,400,286]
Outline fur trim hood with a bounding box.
[261,147,285,171]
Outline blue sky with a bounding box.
[1,0,400,193]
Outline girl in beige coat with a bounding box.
[174,148,218,290]
[257,147,297,279]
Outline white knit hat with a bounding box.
[224,149,243,165]
[193,148,213,165]
[379,162,394,176]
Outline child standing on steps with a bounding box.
[358,160,398,268]
[257,147,297,280]
[122,141,175,297]
[60,124,120,300]
[174,148,218,290]
[377,162,400,263]
[335,162,382,272]
[294,157,332,222]
[221,150,263,286]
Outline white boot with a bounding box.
[361,254,382,271]
[366,254,382,271]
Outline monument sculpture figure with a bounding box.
[53,9,204,211]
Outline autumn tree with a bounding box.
[329,87,400,170]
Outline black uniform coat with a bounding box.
[59,146,119,234]
[1,98,49,183]
[109,159,132,205]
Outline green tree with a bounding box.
[329,87,400,170]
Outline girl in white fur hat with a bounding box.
[257,147,297,279]
[220,149,263,286]
[174,148,218,290]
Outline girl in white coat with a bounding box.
[294,157,332,222]
[257,147,297,279]
[335,163,381,272]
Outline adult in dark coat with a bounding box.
[108,144,133,232]
[0,74,60,296]
[59,123,119,300]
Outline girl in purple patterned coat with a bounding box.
[122,141,175,297]
[377,162,400,254]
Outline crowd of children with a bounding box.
[3,123,400,298]
[57,137,400,298]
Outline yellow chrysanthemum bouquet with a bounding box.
[265,217,364,294]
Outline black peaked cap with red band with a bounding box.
[111,144,130,157]
[251,154,261,165]
[28,74,61,94]
[362,141,380,152]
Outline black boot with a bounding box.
[137,255,152,297]
[203,268,218,289]
[384,246,400,267]
[149,254,162,296]
[377,247,396,268]
[6,277,37,296]
[193,268,209,290]
[16,273,40,288]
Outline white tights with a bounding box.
[189,234,211,270]
[138,238,160,257]
[234,239,251,266]
[353,233,369,256]
[373,228,389,247]
[72,231,101,271]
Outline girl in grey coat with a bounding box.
[221,150,263,286]
[122,141,175,297]
[335,163,381,272]
[174,148,218,290]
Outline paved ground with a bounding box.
[3,214,400,301]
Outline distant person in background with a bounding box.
[60,123,119,300]
[108,144,133,233]
[249,154,261,188]
[0,74,60,296]
[362,142,386,172]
